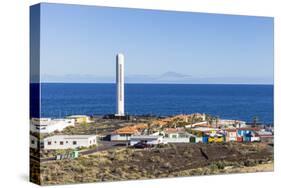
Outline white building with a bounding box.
[251,136,261,142]
[43,135,97,150]
[30,118,75,134]
[185,121,208,128]
[224,129,237,142]
[163,131,195,143]
[195,137,203,143]
[115,53,125,116]
[219,119,246,128]
[130,135,164,146]
[111,133,134,142]
[191,127,219,132]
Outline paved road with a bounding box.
[80,141,126,155]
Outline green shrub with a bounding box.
[216,161,226,169]
[244,159,257,167]
[209,163,219,171]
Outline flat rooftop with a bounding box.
[45,135,96,140]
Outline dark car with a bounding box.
[133,142,150,149]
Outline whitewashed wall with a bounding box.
[163,137,190,143]
[43,135,96,150]
[110,134,131,141]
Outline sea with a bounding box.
[37,83,273,124]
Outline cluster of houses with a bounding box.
[110,114,274,146]
[30,113,274,152]
[30,115,97,150]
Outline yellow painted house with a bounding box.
[208,134,224,143]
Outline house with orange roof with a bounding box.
[153,114,206,128]
[110,124,148,142]
[152,120,167,127]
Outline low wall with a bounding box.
[163,138,190,143]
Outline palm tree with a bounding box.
[147,120,154,135]
[205,114,213,126]
[191,114,196,128]
[215,116,219,128]
[173,118,181,128]
[253,116,259,127]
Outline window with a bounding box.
[60,141,64,145]
[31,140,35,144]
[48,141,51,145]
[73,141,77,145]
[120,134,130,137]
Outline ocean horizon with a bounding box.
[32,83,274,124]
[37,82,274,85]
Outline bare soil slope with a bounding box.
[35,142,273,185]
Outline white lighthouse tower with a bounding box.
[116,53,125,116]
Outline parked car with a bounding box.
[133,142,150,148]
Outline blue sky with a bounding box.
[37,3,274,84]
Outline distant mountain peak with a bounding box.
[160,71,191,78]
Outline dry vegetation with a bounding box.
[60,119,149,135]
[31,142,273,185]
